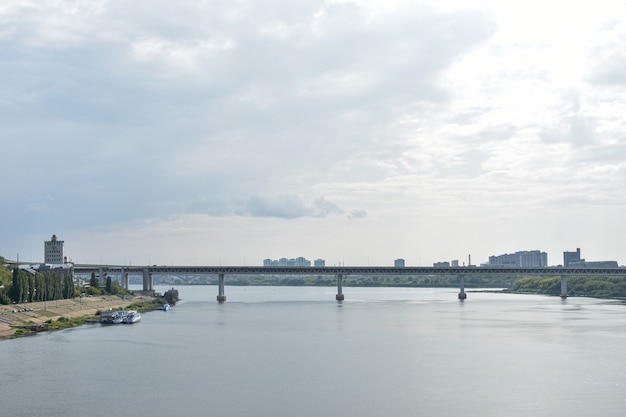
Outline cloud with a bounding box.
[348,209,367,219]
[540,114,596,146]
[190,194,342,219]
[588,32,626,86]
[245,195,341,218]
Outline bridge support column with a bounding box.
[143,268,153,293]
[560,275,568,299]
[458,275,467,300]
[217,273,227,302]
[98,267,104,286]
[336,274,345,301]
[121,268,129,290]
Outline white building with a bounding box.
[263,257,316,267]
[489,250,548,267]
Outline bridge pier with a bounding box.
[560,275,568,299]
[458,275,467,300]
[217,273,227,302]
[121,268,129,290]
[336,274,345,301]
[143,268,153,293]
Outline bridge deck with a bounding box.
[72,265,626,276]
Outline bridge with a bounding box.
[72,264,626,302]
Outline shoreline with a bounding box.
[0,295,152,340]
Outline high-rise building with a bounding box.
[314,259,326,267]
[263,257,316,267]
[44,234,64,264]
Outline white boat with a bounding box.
[124,310,141,324]
[100,310,126,324]
[111,313,124,324]
[162,304,170,311]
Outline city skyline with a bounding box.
[9,234,622,268]
[2,1,626,266]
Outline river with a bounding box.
[1,286,625,417]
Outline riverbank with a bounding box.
[0,295,153,339]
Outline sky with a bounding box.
[2,0,626,267]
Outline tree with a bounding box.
[63,274,74,299]
[0,263,11,305]
[0,263,12,288]
[43,272,63,301]
[33,273,42,301]
[89,272,99,289]
[109,279,124,295]
[105,276,112,293]
[9,268,32,303]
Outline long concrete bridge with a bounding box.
[72,264,626,302]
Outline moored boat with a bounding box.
[162,303,170,311]
[111,313,125,324]
[100,309,126,324]
[124,310,141,324]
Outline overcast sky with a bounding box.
[2,0,626,267]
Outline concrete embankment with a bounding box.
[0,295,151,339]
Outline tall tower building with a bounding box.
[563,248,582,267]
[44,234,64,264]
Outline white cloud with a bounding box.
[190,194,344,219]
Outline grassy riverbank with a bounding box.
[0,294,162,340]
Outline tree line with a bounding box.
[85,272,126,296]
[0,255,131,304]
[507,275,626,298]
[7,268,74,304]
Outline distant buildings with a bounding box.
[263,257,325,267]
[578,261,619,268]
[488,250,548,267]
[433,261,450,267]
[563,248,618,268]
[44,234,64,264]
[394,259,405,268]
[13,234,73,279]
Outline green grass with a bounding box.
[124,297,167,312]
[47,315,95,330]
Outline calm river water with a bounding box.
[1,286,625,417]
